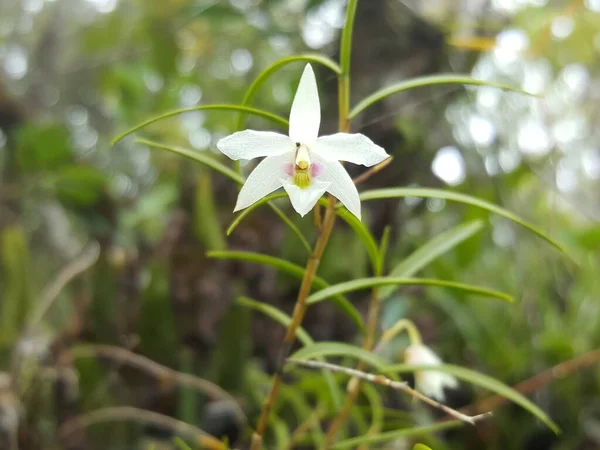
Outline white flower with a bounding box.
[217,64,389,220]
[404,344,459,401]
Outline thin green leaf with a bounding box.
[350,74,537,119]
[361,382,384,446]
[112,104,288,145]
[237,54,341,129]
[268,203,312,254]
[237,296,314,346]
[138,140,311,253]
[385,363,559,433]
[272,417,291,449]
[288,342,389,372]
[381,220,485,299]
[236,297,342,408]
[227,194,382,269]
[413,444,434,450]
[331,421,462,450]
[307,277,513,305]
[336,208,380,272]
[358,188,567,254]
[377,225,392,277]
[172,437,194,450]
[226,192,289,235]
[208,252,365,333]
[137,138,243,183]
[278,387,325,448]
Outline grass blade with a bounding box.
[208,251,365,333]
[381,220,484,299]
[350,74,537,119]
[236,297,342,408]
[331,421,462,449]
[307,277,513,305]
[237,54,341,129]
[112,104,288,145]
[385,363,559,433]
[358,188,567,254]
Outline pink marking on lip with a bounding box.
[283,163,294,177]
[311,162,324,178]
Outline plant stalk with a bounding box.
[322,288,380,448]
[249,197,337,450]
[250,2,358,447]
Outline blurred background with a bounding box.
[1,0,599,449]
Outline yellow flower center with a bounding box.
[293,143,312,189]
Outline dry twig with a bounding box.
[69,344,247,427]
[59,406,227,450]
[289,359,492,426]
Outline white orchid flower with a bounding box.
[216,64,389,220]
[404,344,459,402]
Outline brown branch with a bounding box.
[249,195,338,450]
[352,156,393,186]
[59,406,227,450]
[25,242,101,335]
[290,359,492,426]
[323,288,382,447]
[461,348,600,416]
[68,344,247,428]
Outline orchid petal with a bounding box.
[312,133,389,167]
[288,64,321,144]
[313,155,361,220]
[217,130,293,161]
[234,153,292,212]
[282,180,330,217]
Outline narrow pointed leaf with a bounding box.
[268,203,312,254]
[381,220,485,299]
[112,104,288,145]
[137,138,244,183]
[226,192,290,235]
[236,297,342,408]
[358,188,567,254]
[385,363,559,433]
[137,140,311,252]
[307,277,513,305]
[331,421,462,449]
[237,54,341,129]
[209,251,365,333]
[289,342,389,372]
[350,74,537,119]
[337,208,380,272]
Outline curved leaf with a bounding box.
[237,296,313,346]
[385,363,559,433]
[236,297,342,408]
[226,192,290,235]
[307,277,513,305]
[237,54,341,129]
[288,342,389,372]
[138,140,311,253]
[112,104,288,145]
[208,251,365,333]
[331,421,462,449]
[360,382,384,449]
[336,208,380,272]
[358,188,567,254]
[268,203,312,254]
[381,220,485,299]
[136,138,244,183]
[413,444,434,450]
[278,387,325,448]
[350,74,537,119]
